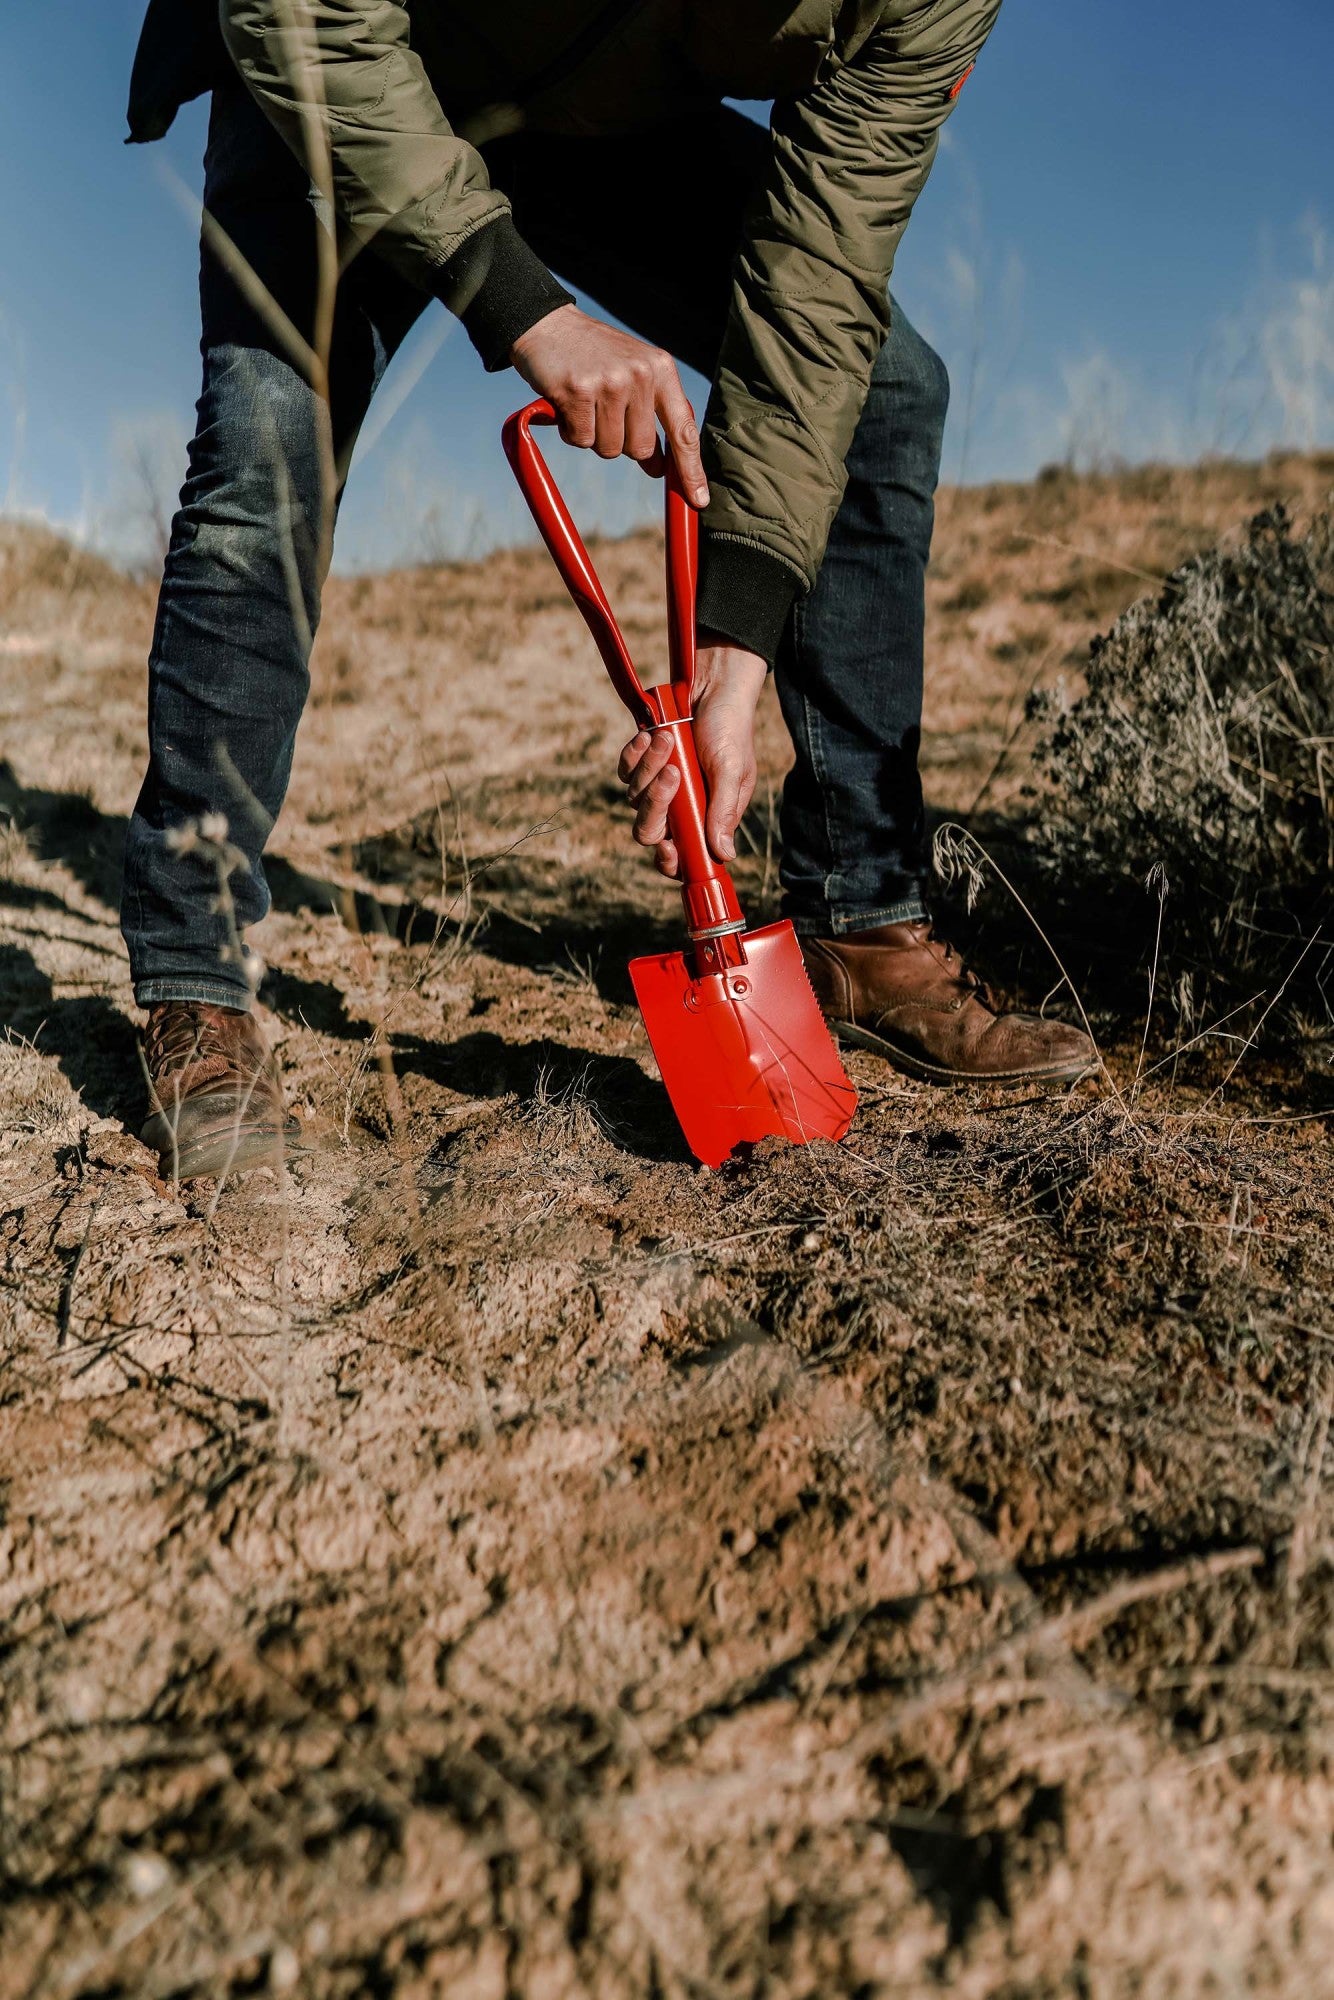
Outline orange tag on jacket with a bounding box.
[949,63,975,98]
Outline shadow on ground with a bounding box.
[0,941,141,1121]
[394,1027,682,1163]
[263,960,683,1165]
[15,761,1313,1118]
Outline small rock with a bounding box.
[125,1851,172,1900]
[269,1944,300,1993]
[85,1128,157,1174]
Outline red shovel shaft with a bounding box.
[501,400,743,959]
[643,678,746,963]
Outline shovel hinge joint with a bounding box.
[681,873,744,940]
[687,918,748,941]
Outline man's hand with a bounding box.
[511,303,709,507]
[617,643,768,879]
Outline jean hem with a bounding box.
[133,977,254,1012]
[786,896,929,939]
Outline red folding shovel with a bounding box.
[502,399,857,1169]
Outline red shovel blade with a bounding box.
[630,919,857,1168]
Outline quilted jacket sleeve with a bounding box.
[218,0,571,365]
[696,0,1003,661]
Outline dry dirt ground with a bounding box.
[3,453,1334,1999]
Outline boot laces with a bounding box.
[147,1004,254,1081]
[926,927,996,1010]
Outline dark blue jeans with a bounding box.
[122,86,946,1007]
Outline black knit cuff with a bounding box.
[432,215,573,372]
[695,533,805,668]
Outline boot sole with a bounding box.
[831,1018,1100,1089]
[141,1112,299,1182]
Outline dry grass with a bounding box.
[0,1026,82,1137]
[1028,501,1333,1035]
[2,454,1333,1999]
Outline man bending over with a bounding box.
[124,0,1092,1177]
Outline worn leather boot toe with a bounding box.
[140,1001,292,1180]
[800,921,1097,1087]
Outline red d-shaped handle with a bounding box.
[500,398,699,725]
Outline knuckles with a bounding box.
[555,343,684,450]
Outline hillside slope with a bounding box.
[2,453,1332,1998]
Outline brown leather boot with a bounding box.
[800,922,1097,1086]
[141,1002,291,1179]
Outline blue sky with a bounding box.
[1,0,1330,569]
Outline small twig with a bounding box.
[1185,928,1324,1126]
[1287,1366,1334,1601]
[1132,866,1170,1103]
[860,1544,1265,1755]
[932,820,1120,1114]
[56,1194,101,1349]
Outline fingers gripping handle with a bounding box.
[501,400,653,729]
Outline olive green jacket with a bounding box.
[129,0,1000,657]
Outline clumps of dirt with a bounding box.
[1027,502,1334,1033]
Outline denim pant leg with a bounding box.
[775,297,949,937]
[121,83,424,1008]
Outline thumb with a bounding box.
[703,753,745,863]
[656,373,709,509]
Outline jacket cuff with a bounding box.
[432,216,573,372]
[695,533,806,668]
